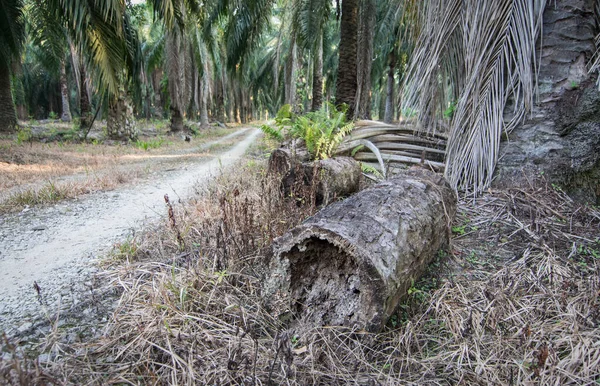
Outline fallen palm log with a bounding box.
[264,168,457,332]
[267,141,310,176]
[282,156,361,206]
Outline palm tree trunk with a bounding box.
[107,88,138,140]
[384,51,396,123]
[60,60,72,122]
[285,38,298,109]
[200,75,210,127]
[0,64,18,133]
[312,32,324,112]
[355,0,375,119]
[336,0,359,118]
[79,60,92,130]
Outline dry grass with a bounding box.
[2,155,599,384]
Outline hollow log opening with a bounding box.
[287,238,364,327]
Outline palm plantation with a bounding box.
[1,0,599,384]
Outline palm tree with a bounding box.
[0,0,25,133]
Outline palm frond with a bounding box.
[403,0,546,194]
[0,0,25,67]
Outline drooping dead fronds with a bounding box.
[403,0,546,194]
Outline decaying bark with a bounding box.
[264,168,457,332]
[268,144,361,205]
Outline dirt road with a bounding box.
[0,128,260,336]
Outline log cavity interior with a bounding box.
[287,238,362,327]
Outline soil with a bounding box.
[0,128,261,341]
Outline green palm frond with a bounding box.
[403,0,546,194]
[0,0,25,67]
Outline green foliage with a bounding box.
[15,127,32,144]
[443,100,457,119]
[259,124,284,141]
[48,111,58,119]
[360,162,383,178]
[260,103,353,160]
[135,137,165,150]
[288,103,353,160]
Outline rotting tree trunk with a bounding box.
[264,168,457,332]
[268,145,360,205]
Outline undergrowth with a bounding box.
[2,158,599,384]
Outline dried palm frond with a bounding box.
[403,0,546,194]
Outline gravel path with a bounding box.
[0,128,260,338]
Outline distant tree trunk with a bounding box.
[170,106,184,131]
[59,60,72,122]
[355,0,375,119]
[0,64,17,133]
[215,76,225,123]
[336,0,359,118]
[152,69,164,118]
[285,38,298,109]
[384,51,396,123]
[200,80,210,127]
[311,32,324,111]
[79,60,92,130]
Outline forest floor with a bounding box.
[0,122,261,345]
[1,122,599,385]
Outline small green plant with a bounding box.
[261,103,353,160]
[15,127,32,144]
[360,162,383,178]
[48,111,58,120]
[443,100,457,119]
[569,80,580,89]
[135,137,165,151]
[451,225,467,235]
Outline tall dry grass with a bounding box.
[2,157,599,385]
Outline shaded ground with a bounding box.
[0,128,260,339]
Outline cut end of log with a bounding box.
[277,232,385,331]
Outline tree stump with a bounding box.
[264,168,457,332]
[268,145,361,206]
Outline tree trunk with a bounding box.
[285,38,298,109]
[215,76,225,123]
[264,168,457,332]
[200,70,210,127]
[0,64,18,133]
[152,69,164,118]
[79,60,92,130]
[384,51,396,123]
[336,0,359,118]
[107,88,138,141]
[311,32,324,112]
[355,0,375,119]
[59,60,72,122]
[170,106,184,132]
[495,0,600,204]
